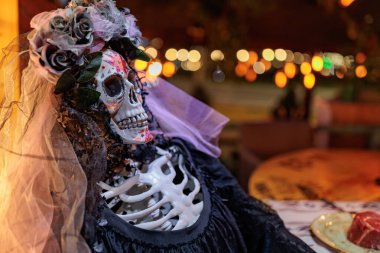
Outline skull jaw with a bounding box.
[110,120,153,144]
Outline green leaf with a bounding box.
[131,49,151,62]
[77,52,103,84]
[54,69,76,94]
[108,37,151,62]
[76,87,101,108]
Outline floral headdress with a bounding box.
[28,0,150,108]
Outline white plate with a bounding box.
[310,212,380,253]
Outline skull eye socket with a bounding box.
[104,75,124,97]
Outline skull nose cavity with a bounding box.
[129,87,139,104]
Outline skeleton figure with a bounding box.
[93,50,204,231]
[98,147,204,231]
[95,49,152,144]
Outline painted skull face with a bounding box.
[95,49,152,144]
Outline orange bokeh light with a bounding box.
[355,65,367,79]
[300,62,312,75]
[304,73,316,89]
[162,61,176,77]
[235,62,249,77]
[248,51,259,65]
[340,0,355,7]
[274,71,287,88]
[355,52,367,64]
[245,69,257,82]
[284,62,297,79]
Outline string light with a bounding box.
[248,51,259,65]
[355,65,367,78]
[312,55,324,72]
[274,71,287,88]
[245,69,257,82]
[300,62,312,75]
[235,62,248,77]
[148,62,163,77]
[284,62,297,79]
[145,47,158,59]
[177,49,189,61]
[262,48,275,61]
[165,48,177,61]
[253,62,266,74]
[304,73,316,89]
[134,59,148,71]
[340,0,355,8]
[162,61,176,77]
[188,50,201,62]
[236,49,250,62]
[211,50,224,61]
[355,52,367,64]
[274,48,287,61]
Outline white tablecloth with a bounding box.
[268,200,380,253]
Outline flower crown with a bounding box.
[29,0,150,109]
[29,0,149,75]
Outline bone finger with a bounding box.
[118,198,166,221]
[135,209,179,230]
[99,175,140,199]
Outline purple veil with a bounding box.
[145,78,229,158]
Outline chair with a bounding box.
[237,120,313,191]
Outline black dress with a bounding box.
[85,139,315,253]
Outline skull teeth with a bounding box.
[117,113,149,130]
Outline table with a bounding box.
[269,200,380,253]
[249,148,380,201]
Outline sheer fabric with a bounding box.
[0,34,90,253]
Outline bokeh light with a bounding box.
[261,59,272,71]
[294,52,304,64]
[355,65,367,78]
[165,48,177,61]
[336,70,345,79]
[355,52,367,64]
[245,69,257,82]
[162,61,176,77]
[262,48,275,61]
[312,55,324,72]
[275,48,287,61]
[134,59,148,71]
[210,50,225,61]
[177,49,189,61]
[188,50,201,62]
[248,51,259,65]
[284,62,297,79]
[237,49,250,62]
[253,61,266,74]
[340,0,355,8]
[323,56,333,70]
[274,71,287,88]
[145,47,158,59]
[304,73,316,89]
[148,62,163,77]
[300,62,312,75]
[186,61,202,71]
[285,50,294,62]
[235,62,249,77]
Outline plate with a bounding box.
[310,212,380,253]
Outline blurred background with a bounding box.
[1,0,380,192]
